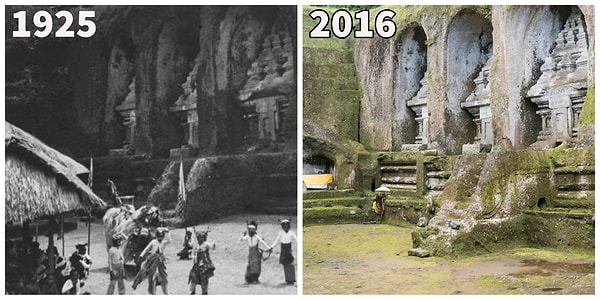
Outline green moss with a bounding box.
[477,150,550,218]
[547,147,594,168]
[579,83,594,125]
[303,206,365,225]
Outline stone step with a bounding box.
[381,176,417,184]
[384,198,427,209]
[302,189,359,200]
[426,170,452,178]
[381,183,417,190]
[523,208,594,220]
[303,197,369,209]
[380,165,417,172]
[303,206,365,225]
[555,190,595,201]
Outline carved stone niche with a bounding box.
[238,18,294,147]
[403,73,429,152]
[241,95,289,142]
[527,10,588,148]
[170,54,201,158]
[109,78,137,157]
[461,53,493,154]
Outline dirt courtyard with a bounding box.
[36,213,298,295]
[303,223,595,295]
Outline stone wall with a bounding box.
[181,152,297,225]
[6,5,297,159]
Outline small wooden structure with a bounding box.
[5,121,106,272]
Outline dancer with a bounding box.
[188,229,216,295]
[239,220,271,284]
[132,227,171,294]
[270,218,297,284]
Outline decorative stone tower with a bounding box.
[461,53,493,153]
[170,53,201,158]
[404,73,429,151]
[527,10,589,148]
[238,19,294,146]
[110,78,137,156]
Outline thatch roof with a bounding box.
[5,122,106,224]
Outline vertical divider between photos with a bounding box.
[296,4,304,295]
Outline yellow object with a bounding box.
[303,174,334,189]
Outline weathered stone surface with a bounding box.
[408,248,431,258]
[401,144,428,152]
[6,6,297,159]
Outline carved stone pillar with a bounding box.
[110,78,137,156]
[461,53,493,153]
[404,74,429,151]
[170,53,201,158]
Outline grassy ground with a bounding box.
[36,213,298,295]
[303,223,595,295]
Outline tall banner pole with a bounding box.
[61,213,65,257]
[87,155,93,256]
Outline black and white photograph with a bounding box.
[4,5,297,295]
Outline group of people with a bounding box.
[5,238,93,295]
[239,219,297,286]
[5,218,297,295]
[106,218,297,295]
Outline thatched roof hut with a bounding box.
[5,122,106,224]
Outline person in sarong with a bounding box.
[107,233,126,295]
[239,220,271,284]
[269,218,297,284]
[177,228,194,260]
[188,229,216,294]
[132,227,171,294]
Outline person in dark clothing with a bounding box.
[177,228,194,260]
[188,229,216,294]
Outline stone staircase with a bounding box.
[303,189,370,225]
[524,164,595,221]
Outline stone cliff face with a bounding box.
[351,5,595,154]
[303,5,594,255]
[6,5,297,159]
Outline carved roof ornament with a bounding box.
[527,9,589,145]
[406,73,429,145]
[238,18,295,103]
[116,77,136,114]
[462,51,493,145]
[527,10,588,98]
[171,52,201,113]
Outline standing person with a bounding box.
[270,218,297,284]
[107,234,126,295]
[177,228,194,260]
[134,228,151,273]
[188,229,216,295]
[239,220,271,284]
[69,244,91,280]
[132,227,171,294]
